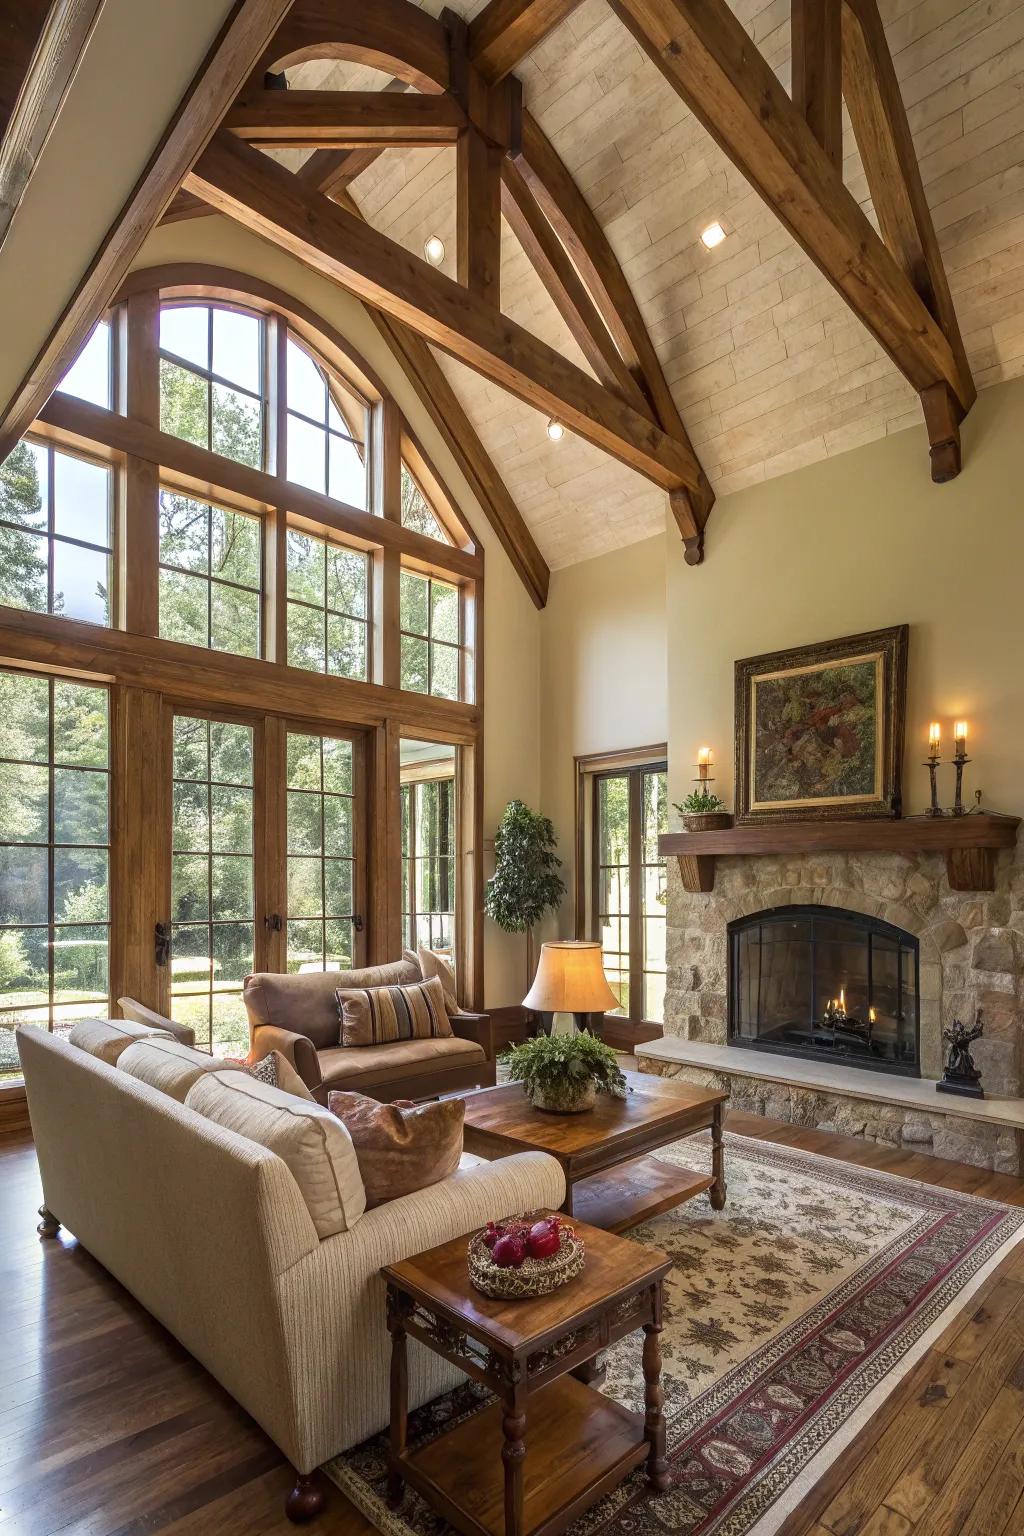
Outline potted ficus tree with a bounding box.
[484,800,566,995]
[674,788,733,832]
[501,1031,628,1114]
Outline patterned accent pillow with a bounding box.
[336,974,453,1047]
[244,1049,316,1101]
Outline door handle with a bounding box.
[353,914,364,933]
[264,913,283,933]
[155,922,172,967]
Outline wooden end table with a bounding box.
[383,1212,672,1536]
[462,1070,728,1232]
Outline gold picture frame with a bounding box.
[734,626,908,824]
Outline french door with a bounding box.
[592,761,668,1026]
[165,703,366,1055]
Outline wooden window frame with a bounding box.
[575,744,668,1043]
[401,762,457,955]
[0,266,487,1105]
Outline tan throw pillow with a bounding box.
[68,1017,175,1066]
[417,943,458,1013]
[186,1070,365,1238]
[328,1091,464,1207]
[336,975,453,1048]
[247,1050,316,1101]
[118,1037,227,1103]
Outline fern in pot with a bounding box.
[501,1031,628,1114]
[675,788,733,833]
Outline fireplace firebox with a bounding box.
[728,906,920,1076]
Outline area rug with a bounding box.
[324,1132,1024,1536]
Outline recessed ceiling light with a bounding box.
[700,221,727,250]
[546,418,565,442]
[423,235,445,266]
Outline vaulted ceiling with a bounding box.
[287,0,1024,568]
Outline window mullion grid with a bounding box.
[319,739,328,969]
[47,678,55,1030]
[628,769,644,1026]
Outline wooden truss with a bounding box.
[0,0,976,596]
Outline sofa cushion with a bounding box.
[317,1034,485,1092]
[68,1017,176,1066]
[117,1037,227,1102]
[247,1049,316,1101]
[417,944,458,1013]
[337,975,453,1048]
[186,1069,365,1238]
[243,957,421,1051]
[327,1091,464,1207]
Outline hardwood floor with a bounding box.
[2,1115,1024,1535]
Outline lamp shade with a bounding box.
[523,941,618,1014]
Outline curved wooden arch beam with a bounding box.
[250,0,450,94]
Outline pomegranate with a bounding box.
[491,1233,526,1268]
[482,1221,501,1251]
[525,1218,561,1260]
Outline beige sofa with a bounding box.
[17,1022,564,1520]
[244,959,497,1104]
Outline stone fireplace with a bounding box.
[637,841,1024,1173]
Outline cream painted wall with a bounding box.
[666,376,1024,823]
[0,0,238,417]
[539,534,668,938]
[131,216,542,1006]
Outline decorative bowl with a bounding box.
[683,811,733,832]
[467,1219,586,1300]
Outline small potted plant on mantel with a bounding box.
[501,1032,628,1114]
[675,787,733,833]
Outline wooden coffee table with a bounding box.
[383,1212,672,1536]
[462,1070,728,1232]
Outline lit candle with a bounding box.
[869,1007,877,1024]
[954,721,968,757]
[928,722,941,761]
[839,987,846,1014]
[697,746,711,782]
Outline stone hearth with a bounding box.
[637,842,1024,1172]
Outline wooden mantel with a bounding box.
[659,813,1021,895]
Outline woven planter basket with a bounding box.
[467,1222,586,1300]
[683,811,733,832]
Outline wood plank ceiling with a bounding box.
[281,0,1024,569]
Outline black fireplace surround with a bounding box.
[728,905,920,1077]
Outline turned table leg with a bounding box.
[501,1384,527,1536]
[643,1289,668,1491]
[387,1287,410,1509]
[709,1102,727,1211]
[37,1205,60,1238]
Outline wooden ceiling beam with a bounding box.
[186,131,703,492]
[225,89,466,147]
[468,0,586,84]
[500,158,652,416]
[0,0,297,462]
[295,78,408,197]
[841,0,975,479]
[609,0,973,428]
[0,0,106,253]
[160,189,214,225]
[514,109,715,558]
[791,0,842,171]
[447,12,504,308]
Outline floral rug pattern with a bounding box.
[325,1132,1024,1536]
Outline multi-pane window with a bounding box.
[401,776,455,953]
[160,304,264,470]
[286,529,369,680]
[286,338,368,509]
[401,462,451,544]
[286,733,357,972]
[0,440,112,625]
[57,320,112,410]
[170,716,254,1056]
[159,490,262,657]
[0,672,110,1080]
[400,570,460,699]
[594,763,667,1024]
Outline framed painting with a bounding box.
[734,626,908,824]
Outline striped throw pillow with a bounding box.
[336,974,453,1048]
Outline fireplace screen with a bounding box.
[728,906,919,1076]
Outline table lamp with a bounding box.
[523,941,618,1037]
